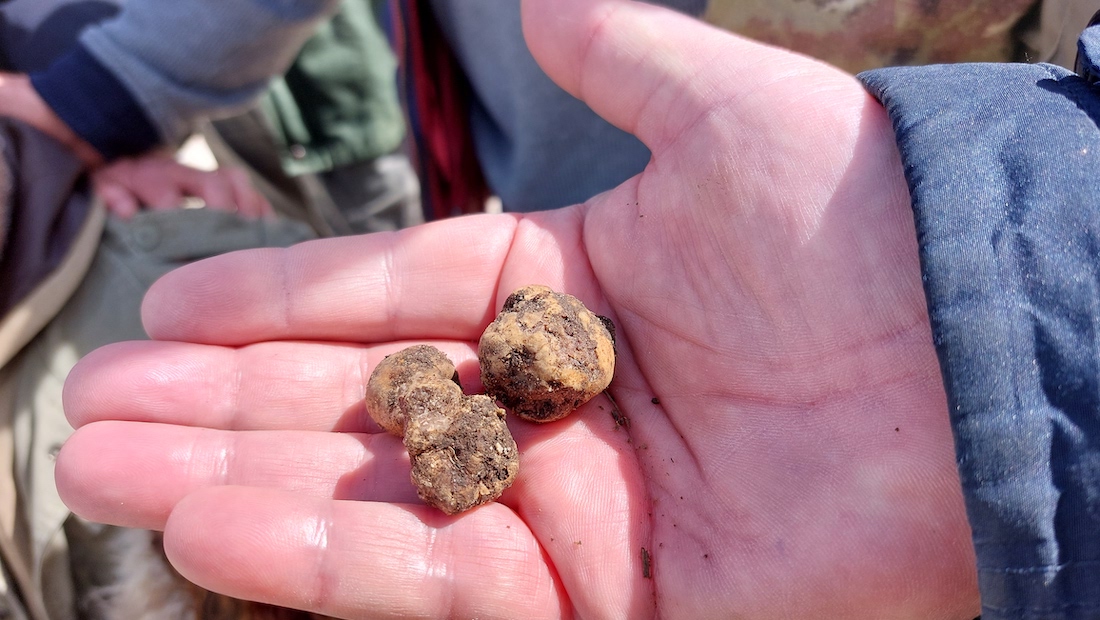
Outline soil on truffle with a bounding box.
[479,285,615,423]
[364,345,519,515]
[364,344,459,436]
[404,394,519,515]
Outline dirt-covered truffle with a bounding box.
[479,285,616,423]
[404,393,519,515]
[364,345,519,515]
[364,344,459,436]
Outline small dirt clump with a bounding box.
[479,285,616,423]
[365,345,519,515]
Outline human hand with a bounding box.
[92,153,272,219]
[0,71,104,167]
[56,0,979,618]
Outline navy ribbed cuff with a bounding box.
[30,44,160,160]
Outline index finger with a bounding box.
[142,214,517,345]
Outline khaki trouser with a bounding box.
[0,208,313,619]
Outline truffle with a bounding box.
[364,344,459,436]
[365,345,519,515]
[479,285,616,423]
[404,393,519,515]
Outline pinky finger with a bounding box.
[164,487,568,619]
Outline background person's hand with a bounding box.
[91,153,272,219]
[56,0,979,617]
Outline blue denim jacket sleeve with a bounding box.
[859,24,1100,620]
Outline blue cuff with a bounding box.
[29,44,160,161]
[859,60,1100,620]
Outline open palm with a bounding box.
[57,0,979,618]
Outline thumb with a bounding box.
[520,0,857,152]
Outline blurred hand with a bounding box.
[56,0,978,618]
[92,153,272,219]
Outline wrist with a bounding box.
[0,71,104,168]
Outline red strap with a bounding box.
[397,0,489,219]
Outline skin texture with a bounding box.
[56,0,980,618]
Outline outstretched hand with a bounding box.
[56,0,979,618]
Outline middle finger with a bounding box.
[63,339,482,432]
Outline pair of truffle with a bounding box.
[364,285,616,514]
